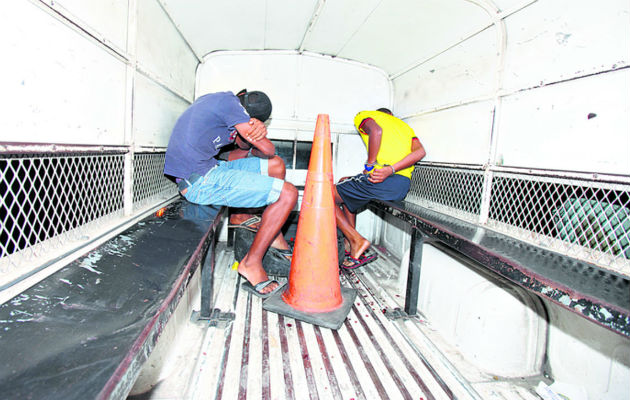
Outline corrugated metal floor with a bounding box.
[183,245,541,400]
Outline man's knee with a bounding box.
[268,155,286,179]
[278,181,298,205]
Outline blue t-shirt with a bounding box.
[164,91,251,179]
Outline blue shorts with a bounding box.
[182,157,284,207]
[336,173,411,213]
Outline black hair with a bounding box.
[377,108,393,115]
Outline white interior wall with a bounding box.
[393,0,629,175]
[136,0,197,102]
[0,0,197,148]
[418,244,547,377]
[0,1,127,145]
[545,299,630,400]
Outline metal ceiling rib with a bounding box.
[156,0,496,77]
[297,0,326,53]
[157,0,543,89]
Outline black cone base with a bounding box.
[263,287,357,330]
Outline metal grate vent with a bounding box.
[0,150,177,288]
[133,152,178,211]
[488,173,630,268]
[405,164,630,272]
[406,165,484,222]
[1,153,125,282]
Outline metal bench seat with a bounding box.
[0,200,225,400]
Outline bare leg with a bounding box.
[333,185,370,259]
[340,205,356,252]
[238,182,298,293]
[343,206,356,228]
[229,154,291,251]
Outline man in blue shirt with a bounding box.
[164,90,297,297]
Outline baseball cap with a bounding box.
[236,89,272,122]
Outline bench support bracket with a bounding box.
[405,228,426,316]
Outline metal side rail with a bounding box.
[369,200,630,338]
[0,200,225,400]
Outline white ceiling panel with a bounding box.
[337,0,490,75]
[160,0,267,56]
[160,0,320,57]
[264,0,320,49]
[301,0,381,55]
[161,0,492,76]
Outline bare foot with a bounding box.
[349,238,371,260]
[238,255,278,294]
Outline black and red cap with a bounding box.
[236,89,272,122]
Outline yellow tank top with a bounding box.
[353,111,417,179]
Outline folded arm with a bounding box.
[368,137,426,183]
[234,119,275,158]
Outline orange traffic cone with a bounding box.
[263,114,356,329]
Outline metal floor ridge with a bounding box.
[183,248,534,400]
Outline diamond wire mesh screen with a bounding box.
[487,172,630,270]
[0,151,177,287]
[1,153,125,283]
[404,164,629,271]
[133,152,178,211]
[406,165,485,223]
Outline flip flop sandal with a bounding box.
[341,253,378,270]
[241,279,285,299]
[264,248,292,276]
[228,215,262,232]
[269,247,292,261]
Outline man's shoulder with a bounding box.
[189,91,244,116]
[195,91,236,104]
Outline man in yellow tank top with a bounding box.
[334,108,426,269]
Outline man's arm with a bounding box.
[368,137,426,183]
[234,119,275,158]
[360,118,383,166]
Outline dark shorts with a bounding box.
[336,173,411,213]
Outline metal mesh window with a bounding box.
[1,153,125,282]
[404,164,630,271]
[1,150,178,288]
[133,152,178,211]
[406,165,484,222]
[295,141,315,170]
[488,173,630,268]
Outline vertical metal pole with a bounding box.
[405,228,424,316]
[123,0,138,217]
[478,167,493,225]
